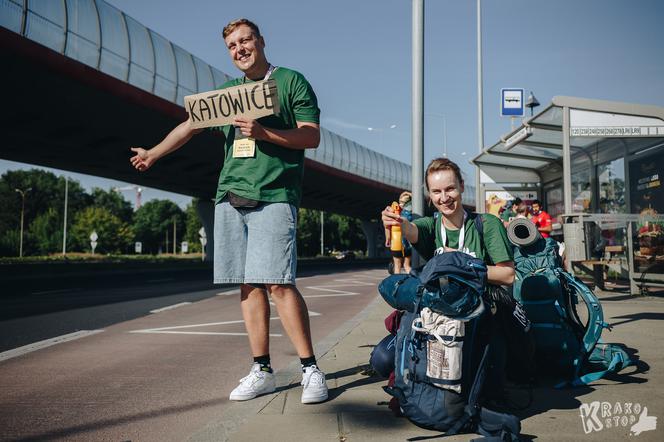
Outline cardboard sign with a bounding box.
[184,79,279,129]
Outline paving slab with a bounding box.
[225,290,664,442]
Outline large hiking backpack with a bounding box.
[512,235,634,386]
[378,251,521,439]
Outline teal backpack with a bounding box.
[512,236,634,387]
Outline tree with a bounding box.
[133,200,185,254]
[184,199,203,253]
[297,208,322,257]
[28,208,62,255]
[296,209,366,257]
[0,169,89,256]
[90,188,134,224]
[328,213,366,251]
[69,207,133,254]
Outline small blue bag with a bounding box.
[378,251,488,319]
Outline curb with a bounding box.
[187,295,383,442]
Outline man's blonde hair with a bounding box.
[223,18,261,39]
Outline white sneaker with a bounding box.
[229,363,276,401]
[301,365,328,404]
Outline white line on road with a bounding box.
[150,302,192,314]
[268,300,321,316]
[331,280,376,286]
[132,331,282,337]
[31,288,79,295]
[130,317,284,335]
[303,286,360,296]
[216,289,241,296]
[303,293,361,298]
[0,330,104,362]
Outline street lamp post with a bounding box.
[426,113,448,158]
[526,91,540,117]
[367,124,397,152]
[15,187,31,258]
[62,176,68,255]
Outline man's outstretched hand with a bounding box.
[130,147,154,172]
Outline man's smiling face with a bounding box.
[225,24,267,76]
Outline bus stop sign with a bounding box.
[501,88,524,117]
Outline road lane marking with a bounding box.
[150,302,192,314]
[303,286,360,296]
[130,317,284,336]
[31,288,79,295]
[134,331,283,337]
[216,289,241,296]
[0,330,104,362]
[268,300,321,316]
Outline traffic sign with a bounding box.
[501,88,524,117]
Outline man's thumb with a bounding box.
[640,407,649,418]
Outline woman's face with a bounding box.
[427,169,464,218]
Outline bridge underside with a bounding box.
[0,28,402,219]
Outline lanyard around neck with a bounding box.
[440,210,468,251]
[243,64,275,83]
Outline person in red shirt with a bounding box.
[531,199,553,238]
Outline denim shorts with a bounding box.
[213,200,298,285]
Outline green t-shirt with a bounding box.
[212,67,320,206]
[412,212,513,265]
[500,209,515,222]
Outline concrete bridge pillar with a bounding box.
[361,219,388,258]
[196,199,215,262]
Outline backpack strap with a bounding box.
[471,212,494,266]
[445,344,491,435]
[556,270,616,387]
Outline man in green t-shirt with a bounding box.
[129,18,327,404]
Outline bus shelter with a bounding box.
[473,96,664,294]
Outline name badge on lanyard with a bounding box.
[232,65,276,159]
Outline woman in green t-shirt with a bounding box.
[381,158,515,286]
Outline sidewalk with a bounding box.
[191,289,664,442]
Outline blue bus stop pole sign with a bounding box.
[501,88,524,117]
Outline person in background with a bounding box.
[384,191,414,274]
[531,199,553,239]
[515,202,529,219]
[501,197,522,227]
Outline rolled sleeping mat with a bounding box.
[507,218,541,247]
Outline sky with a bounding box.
[2,0,663,208]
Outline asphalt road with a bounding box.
[0,268,222,352]
[0,266,387,442]
[0,261,386,353]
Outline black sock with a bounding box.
[253,355,273,373]
[300,356,317,371]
